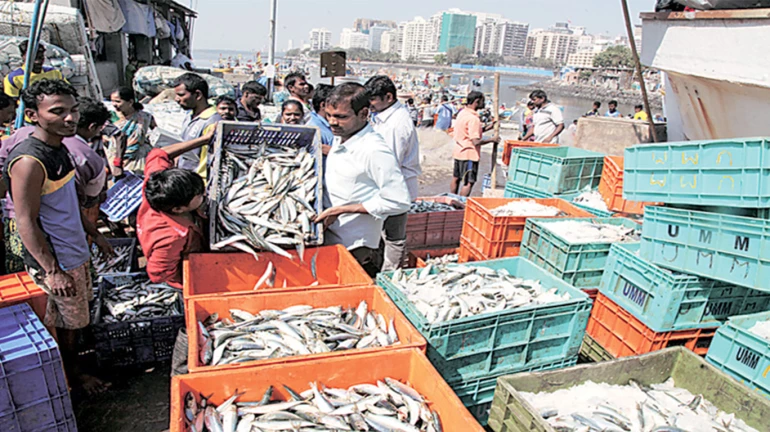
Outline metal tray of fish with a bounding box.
[208,121,323,256]
[377,257,591,385]
[91,238,139,279]
[90,277,185,368]
[488,347,770,432]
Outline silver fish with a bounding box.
[213,142,320,258]
[522,377,759,432]
[408,200,456,213]
[97,280,181,323]
[385,265,571,325]
[198,301,400,366]
[186,378,440,431]
[91,244,133,276]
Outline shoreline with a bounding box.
[511,80,664,110]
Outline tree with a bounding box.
[593,45,633,68]
[434,54,447,65]
[476,53,503,66]
[446,46,471,64]
[579,70,593,81]
[285,48,301,57]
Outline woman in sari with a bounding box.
[109,87,156,175]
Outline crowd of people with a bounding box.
[0,35,523,394]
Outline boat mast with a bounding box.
[268,0,277,96]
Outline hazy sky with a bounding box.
[191,0,649,52]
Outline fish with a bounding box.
[421,253,459,267]
[97,280,181,323]
[539,220,641,244]
[408,200,457,213]
[489,199,565,217]
[212,141,320,258]
[184,378,440,431]
[521,378,759,432]
[91,244,133,277]
[385,264,571,325]
[197,301,400,366]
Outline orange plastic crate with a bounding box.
[0,272,47,322]
[170,348,483,432]
[582,288,598,302]
[598,156,658,215]
[501,140,559,166]
[407,247,458,268]
[186,285,427,374]
[460,197,593,261]
[182,245,372,300]
[587,293,717,358]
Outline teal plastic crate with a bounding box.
[706,311,770,399]
[376,258,591,384]
[600,243,770,332]
[640,205,770,293]
[520,217,640,288]
[507,147,605,195]
[623,137,770,207]
[453,356,578,427]
[557,191,616,218]
[503,182,552,199]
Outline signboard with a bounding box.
[320,51,347,78]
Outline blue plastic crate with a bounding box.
[377,257,591,384]
[520,217,640,288]
[507,146,605,195]
[453,356,578,427]
[100,173,143,222]
[600,243,770,332]
[623,137,770,207]
[0,304,76,432]
[706,311,770,399]
[640,205,770,293]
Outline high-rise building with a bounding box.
[400,17,434,61]
[353,18,397,34]
[524,24,579,65]
[380,30,399,54]
[567,51,597,68]
[368,26,390,52]
[438,11,476,52]
[474,19,529,58]
[339,28,370,50]
[309,28,332,51]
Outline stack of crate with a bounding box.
[580,137,770,400]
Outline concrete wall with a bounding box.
[574,116,668,156]
[95,61,120,96]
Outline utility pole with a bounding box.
[267,0,277,98]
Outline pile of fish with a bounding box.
[522,378,758,432]
[490,200,563,217]
[197,302,400,366]
[92,243,133,275]
[540,220,640,244]
[422,253,459,267]
[183,378,443,432]
[570,189,610,213]
[212,142,319,260]
[409,200,457,213]
[749,319,770,341]
[386,264,571,324]
[97,280,181,324]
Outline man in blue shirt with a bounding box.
[435,95,456,131]
[605,100,621,118]
[306,83,334,156]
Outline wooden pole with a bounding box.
[621,0,658,142]
[490,72,501,190]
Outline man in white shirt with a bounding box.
[522,90,565,144]
[316,83,411,277]
[365,75,421,271]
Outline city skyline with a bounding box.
[192,0,647,52]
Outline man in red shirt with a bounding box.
[136,132,213,288]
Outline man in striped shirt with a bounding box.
[4,40,66,99]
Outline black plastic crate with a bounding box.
[90,278,184,368]
[91,238,140,278]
